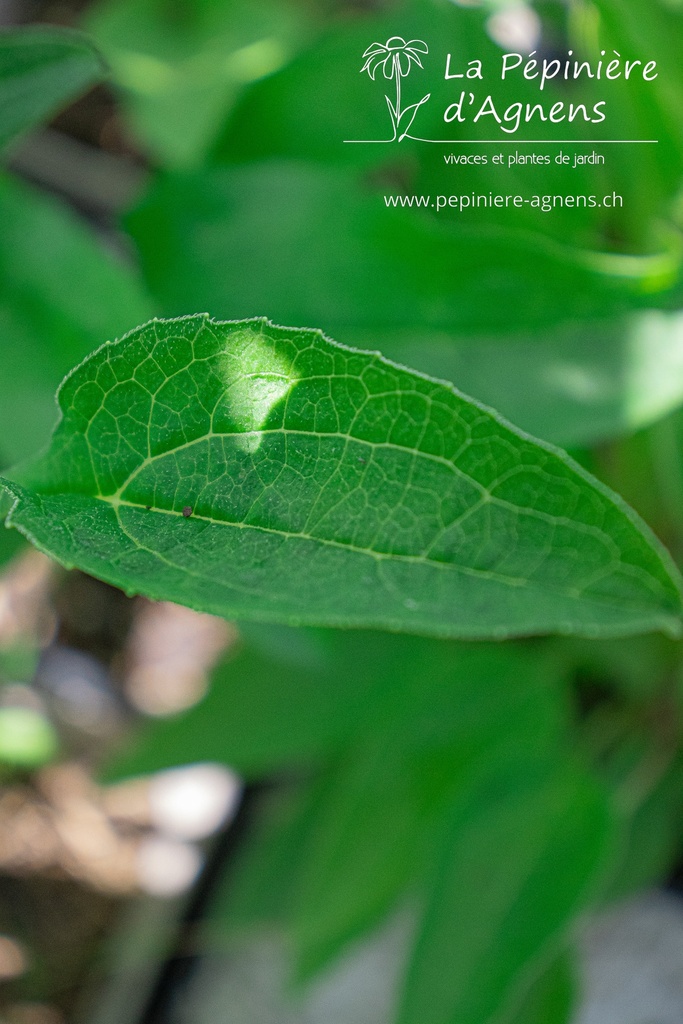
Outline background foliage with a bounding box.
[0,1,683,1023]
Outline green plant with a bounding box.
[2,3,683,1023]
[0,25,105,152]
[4,314,681,638]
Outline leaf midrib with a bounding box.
[41,404,671,605]
[93,496,666,611]
[98,425,623,558]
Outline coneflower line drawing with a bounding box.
[360,36,431,142]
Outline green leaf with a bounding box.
[200,636,576,976]
[558,0,683,246]
[85,0,315,167]
[286,643,569,978]
[0,172,155,465]
[197,633,609,1019]
[0,527,23,569]
[0,706,58,768]
[398,768,613,1024]
[0,491,23,568]
[107,630,397,781]
[209,782,323,935]
[384,311,683,449]
[128,163,665,343]
[0,26,105,152]
[213,2,682,251]
[126,163,683,448]
[108,631,565,785]
[587,0,683,171]
[2,315,682,639]
[604,755,683,900]
[505,954,575,1024]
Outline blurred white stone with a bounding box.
[576,891,683,1024]
[135,837,202,897]
[125,601,233,716]
[148,764,241,841]
[0,935,29,980]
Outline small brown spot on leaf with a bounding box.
[182,506,193,518]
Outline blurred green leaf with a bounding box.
[4,314,682,638]
[0,706,58,767]
[588,0,683,167]
[558,632,678,702]
[200,637,575,968]
[85,0,317,167]
[214,0,683,250]
[0,26,105,152]
[558,0,683,245]
[286,643,569,978]
[384,311,683,448]
[605,755,683,900]
[200,633,610,1017]
[109,631,569,786]
[209,782,324,934]
[128,162,664,340]
[398,767,613,1024]
[108,631,398,781]
[127,163,683,448]
[211,4,451,169]
[0,523,23,569]
[0,636,39,683]
[0,490,24,566]
[0,172,154,465]
[506,953,575,1024]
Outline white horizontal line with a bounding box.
[344,139,658,144]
